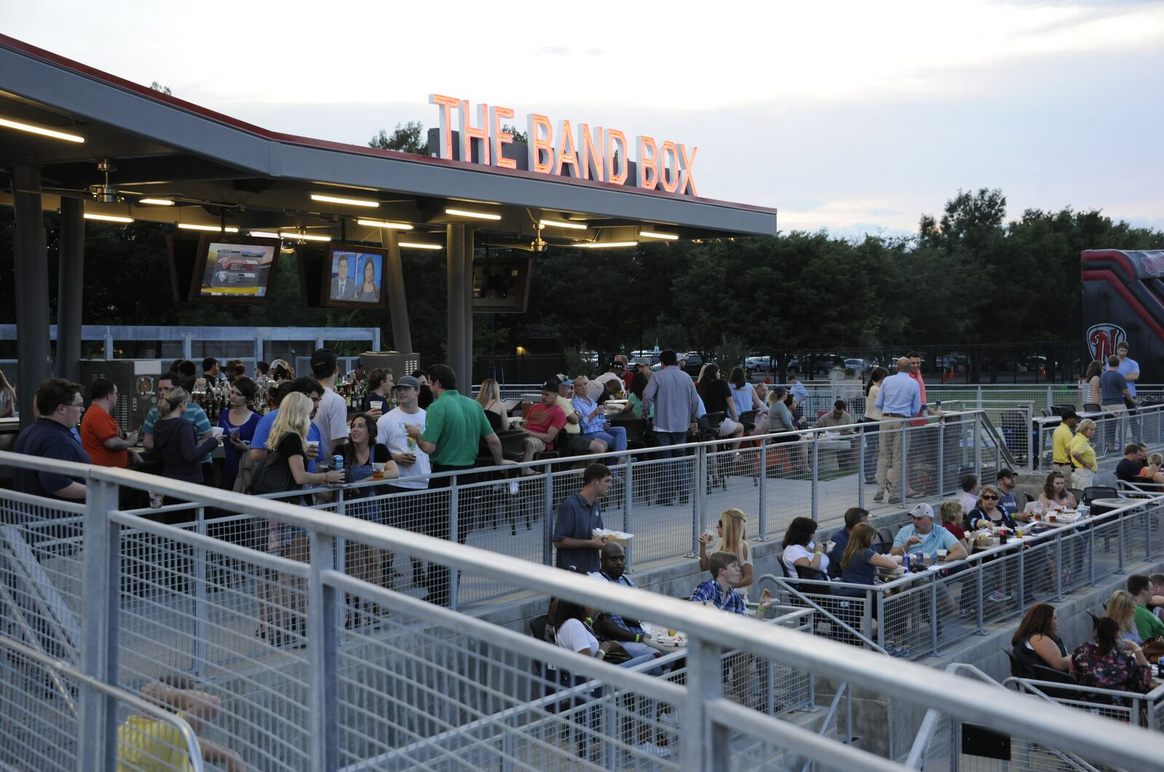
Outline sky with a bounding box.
[3,0,1162,237]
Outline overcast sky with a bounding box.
[4,0,1162,236]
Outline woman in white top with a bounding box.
[728,367,768,435]
[860,367,888,484]
[781,516,830,579]
[552,598,622,660]
[1081,360,1103,406]
[699,508,753,600]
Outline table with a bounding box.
[1089,498,1129,517]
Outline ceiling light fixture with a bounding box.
[445,207,502,221]
[0,116,85,143]
[138,198,175,206]
[310,193,380,208]
[577,241,637,249]
[356,219,414,231]
[84,213,134,224]
[540,219,587,230]
[248,231,282,239]
[640,230,678,241]
[399,242,443,250]
[178,223,239,233]
[279,231,331,242]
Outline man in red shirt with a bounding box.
[520,381,568,475]
[80,378,138,468]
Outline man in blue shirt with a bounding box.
[250,377,324,473]
[689,552,747,614]
[787,374,808,410]
[642,350,701,505]
[552,463,609,574]
[873,358,921,503]
[1099,355,1134,450]
[891,504,967,612]
[1116,342,1141,445]
[14,378,91,501]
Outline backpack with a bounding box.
[248,450,294,495]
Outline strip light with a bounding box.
[445,207,502,221]
[577,241,637,249]
[279,231,331,242]
[138,198,175,206]
[310,193,380,208]
[179,223,239,233]
[399,242,443,250]
[357,219,414,231]
[540,219,587,230]
[248,231,281,239]
[84,213,134,224]
[0,116,85,143]
[640,230,678,241]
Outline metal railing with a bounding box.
[1004,676,1164,732]
[1,451,1163,772]
[767,495,1164,660]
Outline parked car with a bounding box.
[788,354,845,376]
[843,358,867,373]
[745,355,774,373]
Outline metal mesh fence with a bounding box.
[0,644,78,772]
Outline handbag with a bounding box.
[248,450,293,495]
[233,446,257,494]
[1141,636,1164,664]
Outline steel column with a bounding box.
[381,229,413,354]
[12,165,50,429]
[307,530,340,772]
[447,224,467,383]
[56,196,85,382]
[462,228,474,384]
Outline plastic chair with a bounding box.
[1082,486,1118,504]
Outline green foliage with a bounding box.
[369,121,427,155]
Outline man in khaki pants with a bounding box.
[1051,410,1079,488]
[873,358,921,503]
[1099,355,1134,451]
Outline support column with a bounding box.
[446,224,467,382]
[12,166,50,429]
[462,227,474,385]
[57,197,85,381]
[382,229,413,354]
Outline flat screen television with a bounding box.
[190,235,280,302]
[323,244,387,309]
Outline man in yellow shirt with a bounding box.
[1051,410,1079,487]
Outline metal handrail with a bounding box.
[2,448,1164,771]
[754,573,887,655]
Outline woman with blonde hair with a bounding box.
[265,392,345,492]
[153,387,220,486]
[475,377,509,430]
[1104,590,1143,645]
[0,369,15,418]
[699,508,753,598]
[1138,453,1164,486]
[1070,419,1099,490]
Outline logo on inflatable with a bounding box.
[1087,323,1127,362]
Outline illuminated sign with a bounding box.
[428,94,698,197]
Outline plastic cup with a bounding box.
[937,549,947,561]
[306,440,320,455]
[210,427,224,438]
[372,461,386,480]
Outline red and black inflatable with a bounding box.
[1082,250,1164,383]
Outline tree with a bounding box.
[369,121,427,155]
[149,82,172,95]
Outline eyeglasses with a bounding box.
[982,495,999,501]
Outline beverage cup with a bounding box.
[937,549,947,562]
[210,427,224,439]
[372,461,386,480]
[306,440,320,456]
[1049,514,1057,523]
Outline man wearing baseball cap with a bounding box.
[892,503,967,564]
[1051,410,1079,487]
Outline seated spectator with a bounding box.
[815,400,854,433]
[938,501,967,548]
[553,378,606,456]
[958,474,980,515]
[728,366,767,435]
[996,468,1028,522]
[1012,603,1071,673]
[13,378,90,500]
[1137,453,1164,486]
[787,374,808,409]
[892,503,968,563]
[699,508,753,600]
[826,507,869,578]
[593,361,625,400]
[838,523,899,596]
[966,485,1016,531]
[782,516,830,579]
[1150,574,1164,617]
[1104,590,1142,645]
[1038,471,1077,512]
[552,596,623,662]
[689,552,747,613]
[118,676,245,772]
[520,381,568,475]
[1127,574,1164,641]
[475,377,509,431]
[627,369,653,420]
[1115,444,1142,484]
[767,387,807,468]
[589,542,663,661]
[571,375,628,457]
[1072,617,1152,700]
[695,364,744,443]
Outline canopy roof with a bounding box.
[0,34,777,247]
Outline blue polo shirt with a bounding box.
[14,418,91,498]
[892,522,959,559]
[1118,356,1139,398]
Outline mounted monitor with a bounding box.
[190,235,280,302]
[324,245,387,309]
[472,257,532,313]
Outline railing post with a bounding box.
[1089,519,1097,586]
[1117,509,1127,574]
[1045,386,1052,412]
[973,412,983,480]
[811,437,820,520]
[681,637,728,772]
[307,529,339,772]
[857,427,866,511]
[758,440,768,541]
[937,419,946,497]
[691,446,704,557]
[542,464,554,567]
[899,424,909,505]
[930,578,940,656]
[623,457,634,567]
[193,505,208,675]
[78,477,121,772]
[1016,540,1026,615]
[450,476,461,608]
[1054,534,1064,601]
[863,589,874,647]
[876,591,886,651]
[974,565,986,635]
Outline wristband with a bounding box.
[635,633,641,643]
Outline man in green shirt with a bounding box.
[405,363,508,605]
[1128,574,1164,641]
